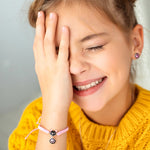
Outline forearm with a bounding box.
[36,108,68,150]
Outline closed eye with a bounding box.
[56,45,104,53]
[87,45,104,51]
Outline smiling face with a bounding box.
[46,3,136,112]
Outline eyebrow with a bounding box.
[80,32,108,43]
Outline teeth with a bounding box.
[75,78,103,91]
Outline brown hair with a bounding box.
[28,0,138,82]
[28,0,138,33]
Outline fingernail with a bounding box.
[62,26,67,32]
[38,11,41,18]
[50,13,55,19]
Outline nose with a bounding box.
[69,55,88,75]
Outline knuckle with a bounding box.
[35,29,43,39]
[35,24,44,37]
[33,45,36,51]
[33,40,38,51]
[44,38,48,45]
[36,24,41,33]
[33,36,43,48]
[36,23,41,30]
[44,37,55,46]
[59,44,67,50]
[36,17,42,26]
[33,42,37,51]
[36,21,39,27]
[60,39,68,49]
[35,63,41,74]
[35,63,45,73]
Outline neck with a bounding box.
[83,82,136,126]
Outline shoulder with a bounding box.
[132,85,150,147]
[15,96,43,130]
[22,97,42,117]
[24,97,43,113]
[18,97,43,126]
[8,97,43,150]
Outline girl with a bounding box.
[9,0,150,149]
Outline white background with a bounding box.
[0,0,150,149]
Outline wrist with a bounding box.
[42,98,71,113]
[40,110,68,131]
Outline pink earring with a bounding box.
[135,53,140,59]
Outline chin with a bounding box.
[73,96,108,112]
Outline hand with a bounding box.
[33,11,73,112]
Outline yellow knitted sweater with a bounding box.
[8,84,150,150]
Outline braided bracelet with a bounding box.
[38,125,69,144]
[25,124,69,144]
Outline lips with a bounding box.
[73,77,107,96]
[73,76,107,86]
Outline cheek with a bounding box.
[88,47,132,80]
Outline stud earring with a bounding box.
[135,53,140,59]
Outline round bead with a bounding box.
[49,138,56,144]
[50,130,56,136]
[135,53,140,59]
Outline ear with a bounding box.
[131,24,144,60]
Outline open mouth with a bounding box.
[73,76,107,96]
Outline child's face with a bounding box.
[46,3,134,111]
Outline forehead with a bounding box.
[46,3,116,42]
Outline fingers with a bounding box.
[33,11,45,61]
[44,13,58,61]
[33,11,70,67]
[58,26,70,64]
